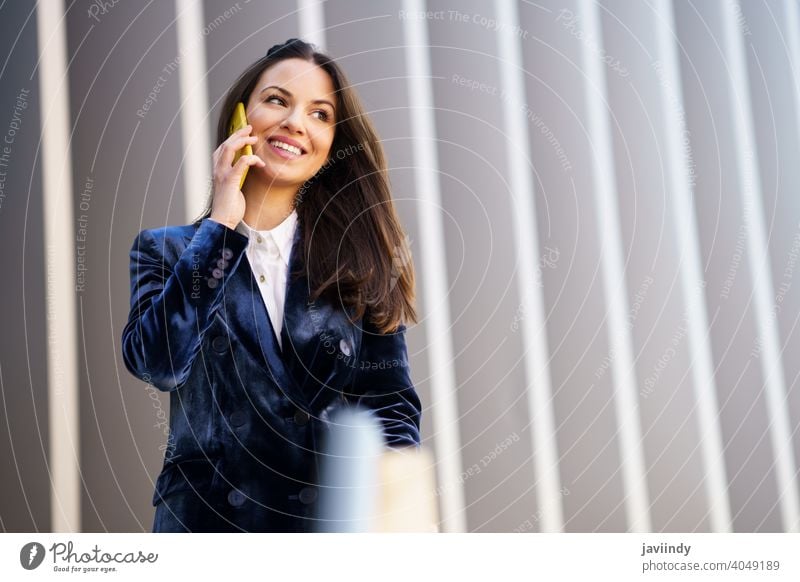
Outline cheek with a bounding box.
[250,110,279,131]
[309,125,334,146]
[313,135,335,160]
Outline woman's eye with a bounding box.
[266,94,330,122]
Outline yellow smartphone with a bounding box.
[228,102,253,189]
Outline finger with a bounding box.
[218,134,259,169]
[213,124,252,158]
[228,154,265,180]
[227,155,264,188]
[243,154,265,168]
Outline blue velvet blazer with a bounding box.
[121,217,422,532]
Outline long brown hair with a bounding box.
[194,38,416,333]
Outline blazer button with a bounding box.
[221,247,233,260]
[339,338,351,357]
[212,268,224,279]
[227,489,246,507]
[207,277,218,289]
[293,409,310,426]
[211,336,227,353]
[230,410,247,427]
[298,486,317,504]
[216,258,229,270]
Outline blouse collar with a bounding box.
[235,209,298,267]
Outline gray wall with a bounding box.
[0,2,48,532]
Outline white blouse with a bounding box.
[235,209,298,350]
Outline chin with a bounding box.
[258,166,309,187]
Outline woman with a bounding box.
[121,38,422,533]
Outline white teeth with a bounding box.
[269,140,302,156]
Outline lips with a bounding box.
[267,140,305,160]
[268,135,306,154]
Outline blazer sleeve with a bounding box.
[348,315,422,449]
[120,218,249,392]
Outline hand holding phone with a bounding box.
[209,102,264,230]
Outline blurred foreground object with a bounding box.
[317,406,439,532]
[375,445,438,532]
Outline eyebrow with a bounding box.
[259,85,336,112]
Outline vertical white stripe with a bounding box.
[576,0,651,532]
[36,0,81,532]
[175,0,212,223]
[402,0,466,532]
[721,0,800,532]
[780,0,800,534]
[653,0,732,532]
[785,1,800,201]
[298,0,327,51]
[495,0,563,532]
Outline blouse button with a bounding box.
[259,274,266,283]
[339,338,351,357]
[256,235,263,244]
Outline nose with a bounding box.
[280,106,305,134]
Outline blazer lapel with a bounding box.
[280,218,311,355]
[279,218,329,395]
[189,216,319,399]
[223,238,296,393]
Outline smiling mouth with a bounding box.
[267,139,305,158]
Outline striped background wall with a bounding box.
[1,0,798,533]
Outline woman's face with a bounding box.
[244,58,337,189]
